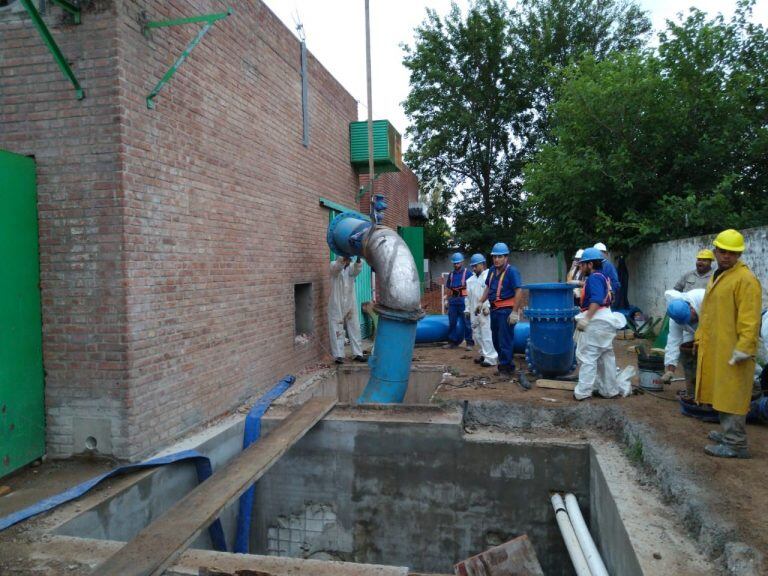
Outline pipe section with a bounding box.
[327,212,423,403]
[565,493,610,576]
[551,493,592,576]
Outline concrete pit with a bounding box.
[24,365,712,575]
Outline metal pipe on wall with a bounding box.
[327,213,423,403]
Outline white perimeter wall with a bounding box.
[626,226,768,318]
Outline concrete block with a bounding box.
[454,534,544,576]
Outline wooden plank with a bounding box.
[95,397,337,576]
[534,379,576,391]
[454,534,544,575]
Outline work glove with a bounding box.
[576,317,590,332]
[482,307,490,317]
[507,311,519,326]
[728,349,752,366]
[474,305,482,316]
[464,311,471,320]
[660,370,675,384]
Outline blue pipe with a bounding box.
[327,212,423,403]
[0,450,227,551]
[234,374,296,553]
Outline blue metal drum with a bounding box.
[523,283,578,377]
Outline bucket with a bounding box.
[638,368,663,391]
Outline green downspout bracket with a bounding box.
[144,8,232,109]
[19,0,85,99]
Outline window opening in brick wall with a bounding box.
[294,283,313,344]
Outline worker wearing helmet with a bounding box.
[466,253,498,367]
[593,243,620,303]
[573,248,627,400]
[480,242,523,375]
[662,289,705,398]
[673,249,714,292]
[695,229,762,458]
[444,252,474,350]
[328,256,366,364]
[567,248,585,305]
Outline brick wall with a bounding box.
[0,2,128,457]
[357,165,419,230]
[1,0,360,459]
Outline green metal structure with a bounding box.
[143,8,232,109]
[398,226,425,294]
[349,120,403,173]
[320,199,374,338]
[0,150,45,478]
[19,0,84,99]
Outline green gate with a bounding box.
[323,201,373,338]
[398,226,425,294]
[0,150,45,478]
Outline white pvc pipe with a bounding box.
[551,493,592,576]
[565,493,610,576]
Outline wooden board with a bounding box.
[95,397,337,576]
[454,534,544,575]
[534,379,576,391]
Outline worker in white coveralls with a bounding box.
[328,256,366,364]
[573,248,628,400]
[465,253,498,367]
[662,289,705,399]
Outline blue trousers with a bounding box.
[447,297,473,345]
[490,307,515,368]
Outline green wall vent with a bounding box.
[349,120,403,173]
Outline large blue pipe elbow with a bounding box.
[326,212,423,404]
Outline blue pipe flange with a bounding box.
[326,212,372,258]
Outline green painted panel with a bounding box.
[398,226,425,294]
[0,150,45,477]
[327,208,373,339]
[349,120,403,173]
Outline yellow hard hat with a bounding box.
[696,249,715,260]
[712,229,745,252]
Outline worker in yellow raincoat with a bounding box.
[695,229,762,459]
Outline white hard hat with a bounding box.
[575,249,584,258]
[593,242,607,251]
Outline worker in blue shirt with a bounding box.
[479,242,523,375]
[593,242,620,302]
[574,247,624,400]
[444,252,474,350]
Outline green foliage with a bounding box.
[524,2,768,253]
[403,0,650,255]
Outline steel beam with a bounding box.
[144,8,232,109]
[19,0,84,99]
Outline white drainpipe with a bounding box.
[551,493,592,576]
[565,493,610,576]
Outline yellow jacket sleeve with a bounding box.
[734,274,762,355]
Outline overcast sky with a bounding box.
[266,0,768,148]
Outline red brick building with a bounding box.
[0,0,418,459]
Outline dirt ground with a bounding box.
[412,338,768,563]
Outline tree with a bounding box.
[403,0,651,255]
[523,2,768,254]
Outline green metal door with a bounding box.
[326,208,373,338]
[0,150,45,477]
[398,226,425,294]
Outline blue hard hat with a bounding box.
[470,253,486,266]
[490,242,509,256]
[579,247,604,263]
[667,299,692,325]
[451,252,464,264]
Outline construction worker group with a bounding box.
[444,242,522,376]
[441,229,764,460]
